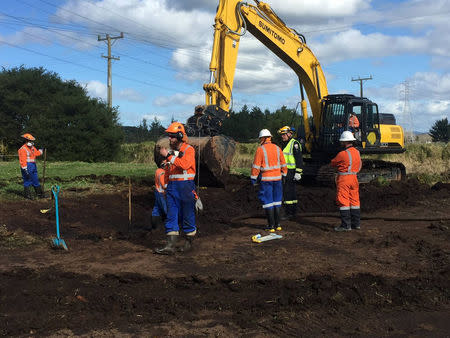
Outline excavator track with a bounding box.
[303,158,406,185]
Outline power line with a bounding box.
[0,39,193,95]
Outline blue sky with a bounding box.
[1,0,449,133]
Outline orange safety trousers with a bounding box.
[336,175,360,209]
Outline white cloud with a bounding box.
[153,92,204,106]
[84,80,107,100]
[57,0,213,48]
[365,71,450,131]
[311,29,427,63]
[84,81,147,103]
[0,26,95,51]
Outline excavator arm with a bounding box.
[201,0,328,149]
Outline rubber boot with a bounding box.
[151,216,162,230]
[264,208,275,232]
[280,205,288,221]
[155,235,178,255]
[274,206,282,231]
[288,204,297,220]
[180,236,194,253]
[24,186,33,200]
[34,185,45,199]
[334,209,351,232]
[351,208,361,230]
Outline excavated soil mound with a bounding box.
[0,176,449,336]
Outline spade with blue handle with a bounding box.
[51,185,68,250]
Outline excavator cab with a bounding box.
[317,94,390,155]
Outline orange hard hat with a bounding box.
[21,133,35,141]
[166,122,185,134]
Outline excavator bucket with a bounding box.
[154,135,236,187]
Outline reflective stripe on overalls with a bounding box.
[258,144,282,181]
[168,145,196,181]
[19,146,35,167]
[338,149,362,176]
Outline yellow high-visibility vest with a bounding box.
[282,138,300,169]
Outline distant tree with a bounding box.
[0,66,123,161]
[429,117,449,142]
[148,117,166,140]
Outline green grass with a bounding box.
[0,161,156,200]
[364,142,449,184]
[1,141,447,200]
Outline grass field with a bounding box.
[0,161,156,200]
[1,142,448,199]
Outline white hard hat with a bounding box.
[339,130,356,142]
[258,129,272,138]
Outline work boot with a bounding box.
[154,235,178,255]
[179,236,194,253]
[280,206,288,221]
[334,209,351,232]
[264,208,275,232]
[151,216,162,230]
[287,204,297,221]
[274,206,282,231]
[351,208,361,230]
[23,186,33,200]
[34,185,45,199]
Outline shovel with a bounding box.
[51,185,68,250]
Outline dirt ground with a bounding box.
[0,175,449,337]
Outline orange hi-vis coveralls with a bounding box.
[330,145,362,229]
[164,142,197,235]
[251,140,287,209]
[18,144,43,187]
[152,167,168,218]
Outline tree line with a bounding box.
[0,66,448,163]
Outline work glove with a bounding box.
[169,150,179,157]
[195,198,203,212]
[251,178,257,186]
[294,173,302,181]
[22,168,30,179]
[39,148,43,154]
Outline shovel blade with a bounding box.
[52,238,69,250]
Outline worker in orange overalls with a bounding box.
[251,129,287,232]
[151,159,169,230]
[18,133,44,200]
[348,112,360,132]
[330,131,362,231]
[155,122,197,254]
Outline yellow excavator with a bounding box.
[181,0,406,184]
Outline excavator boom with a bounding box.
[201,0,328,150]
[180,0,406,184]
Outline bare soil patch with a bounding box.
[0,177,449,336]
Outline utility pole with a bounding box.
[352,75,372,97]
[98,32,124,108]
